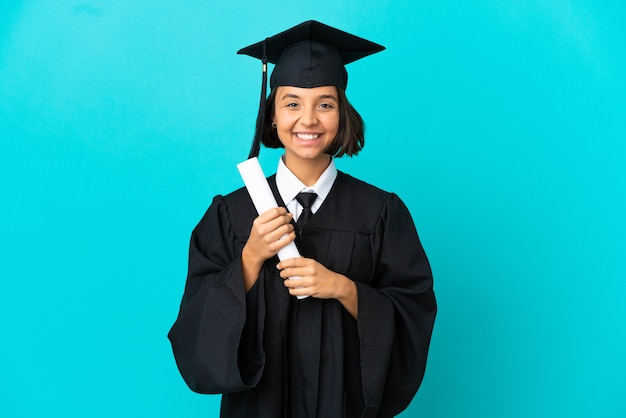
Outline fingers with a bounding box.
[268,229,297,253]
[254,208,293,236]
[258,222,294,248]
[281,272,313,298]
[245,207,296,263]
[276,258,313,278]
[286,286,311,298]
[276,257,309,270]
[257,207,291,223]
[277,258,352,304]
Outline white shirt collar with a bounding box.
[276,156,337,213]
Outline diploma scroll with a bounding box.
[237,157,308,299]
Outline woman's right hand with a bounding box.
[241,207,295,291]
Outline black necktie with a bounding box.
[296,191,317,233]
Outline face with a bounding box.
[272,85,340,167]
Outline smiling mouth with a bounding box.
[295,133,321,140]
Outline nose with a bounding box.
[299,106,318,126]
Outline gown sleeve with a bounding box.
[167,195,266,394]
[355,193,437,417]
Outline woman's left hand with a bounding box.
[277,257,358,317]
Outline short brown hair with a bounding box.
[262,87,365,157]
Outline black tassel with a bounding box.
[248,39,268,159]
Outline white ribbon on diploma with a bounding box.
[237,157,308,299]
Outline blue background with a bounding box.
[1,1,625,417]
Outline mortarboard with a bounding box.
[237,20,385,158]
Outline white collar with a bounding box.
[276,156,338,207]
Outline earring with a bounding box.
[271,122,277,128]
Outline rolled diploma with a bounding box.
[237,157,308,299]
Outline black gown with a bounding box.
[168,171,437,418]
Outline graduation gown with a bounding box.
[168,171,437,418]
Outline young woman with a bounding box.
[169,21,437,418]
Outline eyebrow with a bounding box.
[280,93,338,101]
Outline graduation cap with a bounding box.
[237,20,385,159]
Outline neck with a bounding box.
[284,154,331,187]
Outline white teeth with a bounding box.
[296,133,320,140]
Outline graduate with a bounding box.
[168,20,437,418]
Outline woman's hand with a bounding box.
[277,257,358,319]
[242,207,295,291]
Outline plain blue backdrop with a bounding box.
[1,1,624,417]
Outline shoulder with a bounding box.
[222,185,253,207]
[195,185,257,238]
[336,171,388,196]
[338,171,416,224]
[335,171,402,210]
[314,171,410,233]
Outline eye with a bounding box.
[319,103,335,109]
[285,102,299,108]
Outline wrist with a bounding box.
[336,274,356,301]
[242,244,264,269]
[336,276,358,319]
[241,245,264,292]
